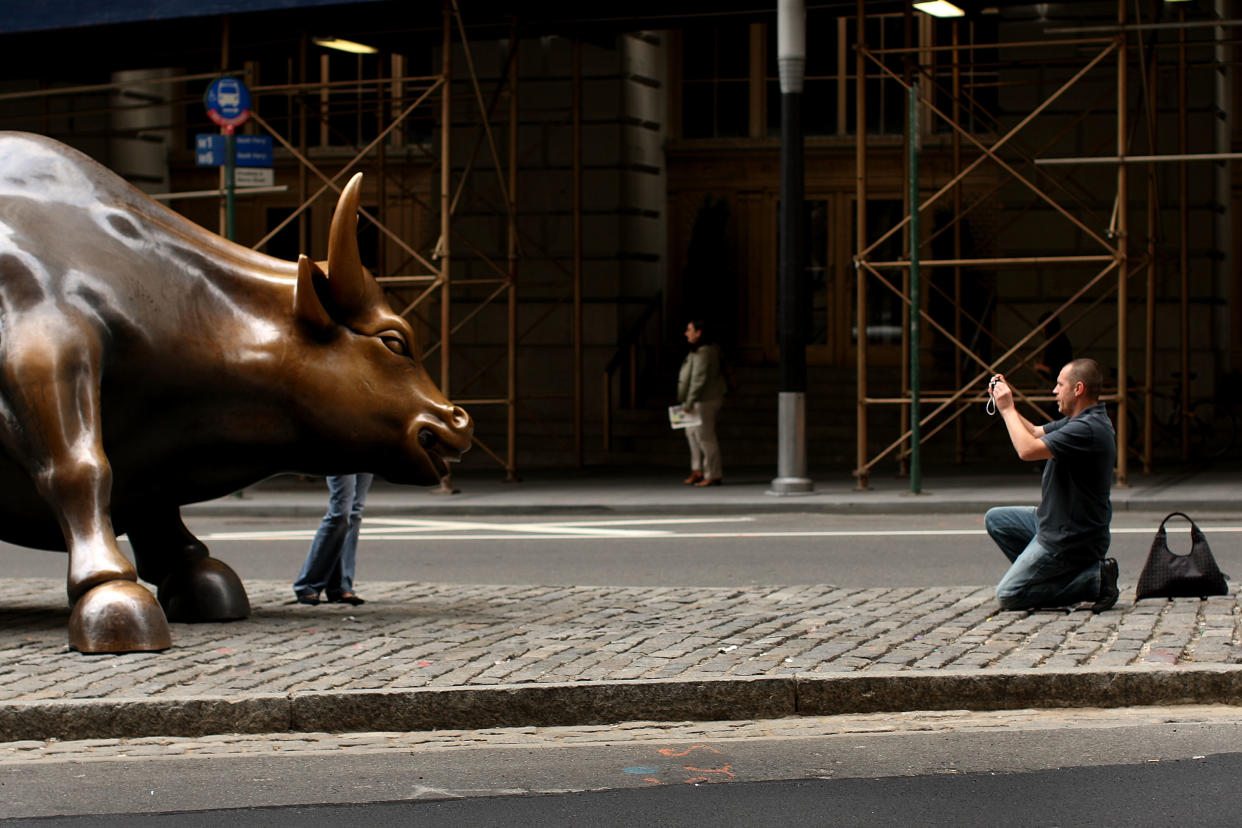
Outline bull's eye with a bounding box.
[379,332,409,356]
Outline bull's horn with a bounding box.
[326,172,366,312]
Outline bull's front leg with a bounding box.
[127,509,250,623]
[61,471,172,652]
[0,332,170,653]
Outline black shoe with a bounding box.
[1091,558,1119,613]
[295,590,320,605]
[327,592,366,606]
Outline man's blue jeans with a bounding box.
[293,473,373,598]
[985,506,1101,610]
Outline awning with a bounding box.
[0,0,383,34]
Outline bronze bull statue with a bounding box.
[0,132,472,653]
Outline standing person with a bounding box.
[677,319,728,487]
[293,473,373,605]
[984,358,1119,612]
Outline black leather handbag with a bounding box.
[1135,512,1229,600]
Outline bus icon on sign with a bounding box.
[216,79,241,109]
[205,76,251,130]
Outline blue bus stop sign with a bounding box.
[205,77,251,133]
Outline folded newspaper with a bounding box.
[668,404,702,429]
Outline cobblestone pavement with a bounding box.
[7,580,1242,705]
[3,578,1241,702]
[2,576,1242,743]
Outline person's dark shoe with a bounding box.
[1091,558,1120,613]
[694,478,722,487]
[295,590,320,605]
[328,592,366,606]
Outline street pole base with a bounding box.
[767,476,814,496]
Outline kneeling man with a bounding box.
[985,358,1119,612]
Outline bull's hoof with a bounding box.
[158,557,250,622]
[69,580,172,653]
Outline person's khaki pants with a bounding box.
[685,398,723,480]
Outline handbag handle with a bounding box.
[1157,511,1205,549]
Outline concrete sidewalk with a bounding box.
[185,464,1242,517]
[1,466,1239,744]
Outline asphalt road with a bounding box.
[17,760,1235,828]
[6,707,1242,825]
[3,511,1239,589]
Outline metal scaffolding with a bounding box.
[852,0,1234,489]
[0,2,1234,482]
[0,2,610,482]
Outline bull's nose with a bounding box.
[449,405,470,430]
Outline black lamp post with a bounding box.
[770,0,813,495]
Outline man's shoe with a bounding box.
[328,592,366,606]
[1091,558,1119,613]
[683,471,704,485]
[295,590,320,605]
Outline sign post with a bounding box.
[204,77,252,241]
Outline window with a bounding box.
[806,199,830,345]
[854,199,906,345]
[680,14,991,140]
[928,17,999,136]
[323,52,381,147]
[681,24,751,138]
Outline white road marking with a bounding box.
[366,517,757,528]
[196,518,1242,542]
[200,516,748,541]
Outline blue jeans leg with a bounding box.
[294,474,367,597]
[986,506,1101,609]
[985,506,1038,563]
[333,473,372,596]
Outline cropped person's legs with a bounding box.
[696,399,723,481]
[329,473,373,599]
[293,474,357,599]
[995,538,1101,610]
[987,505,1101,608]
[685,424,705,475]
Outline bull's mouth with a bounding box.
[418,427,466,477]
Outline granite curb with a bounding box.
[5,666,1242,742]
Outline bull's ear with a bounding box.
[295,254,335,336]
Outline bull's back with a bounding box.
[0,132,292,290]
